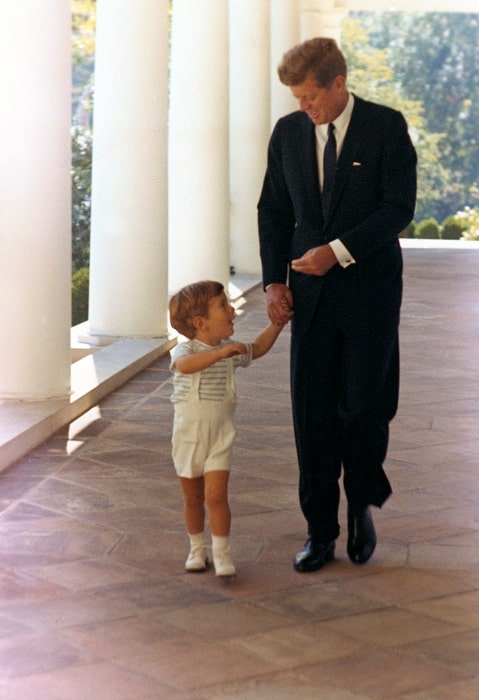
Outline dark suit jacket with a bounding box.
[258,95,417,335]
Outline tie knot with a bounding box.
[328,122,335,137]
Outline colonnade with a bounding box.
[0,0,344,400]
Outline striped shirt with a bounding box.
[170,338,253,403]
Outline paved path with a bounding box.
[1,247,479,699]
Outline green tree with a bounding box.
[341,17,450,222]
[350,11,479,221]
[71,1,95,323]
[456,207,479,241]
[71,125,92,273]
[72,0,96,124]
[72,267,90,325]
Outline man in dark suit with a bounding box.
[258,38,417,572]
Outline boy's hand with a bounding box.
[266,284,294,326]
[222,342,247,358]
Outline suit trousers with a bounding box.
[290,275,396,543]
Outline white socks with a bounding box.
[212,535,236,577]
[185,532,207,572]
[185,533,236,576]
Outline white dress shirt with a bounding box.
[316,93,356,268]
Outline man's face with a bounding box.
[290,73,347,125]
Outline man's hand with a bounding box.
[266,284,294,326]
[291,244,338,276]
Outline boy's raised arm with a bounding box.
[174,343,247,374]
[251,322,285,360]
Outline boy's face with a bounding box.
[198,292,235,343]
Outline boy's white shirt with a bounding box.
[170,338,253,403]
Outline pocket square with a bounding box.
[353,161,362,166]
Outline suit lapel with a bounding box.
[326,97,368,222]
[298,116,323,220]
[295,100,370,227]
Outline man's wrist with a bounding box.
[329,239,355,268]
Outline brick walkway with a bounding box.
[1,247,479,699]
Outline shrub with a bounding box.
[399,221,416,238]
[456,207,479,241]
[440,215,465,240]
[415,218,440,239]
[72,267,89,326]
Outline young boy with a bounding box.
[169,280,285,576]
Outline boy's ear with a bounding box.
[192,315,206,331]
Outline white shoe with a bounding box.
[185,545,208,572]
[213,547,236,577]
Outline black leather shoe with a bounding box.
[294,539,335,572]
[347,506,377,564]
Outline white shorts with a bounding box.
[172,400,236,478]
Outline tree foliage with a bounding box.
[341,16,451,222]
[71,0,95,276]
[71,125,92,273]
[72,0,96,124]
[72,267,90,325]
[71,1,95,322]
[347,11,479,222]
[456,207,479,241]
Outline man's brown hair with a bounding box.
[169,280,224,339]
[278,37,347,88]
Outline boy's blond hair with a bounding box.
[169,280,224,339]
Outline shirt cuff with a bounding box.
[329,239,356,268]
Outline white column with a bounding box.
[229,0,270,275]
[270,0,302,125]
[168,0,230,292]
[0,1,71,399]
[88,0,169,337]
[300,0,346,43]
